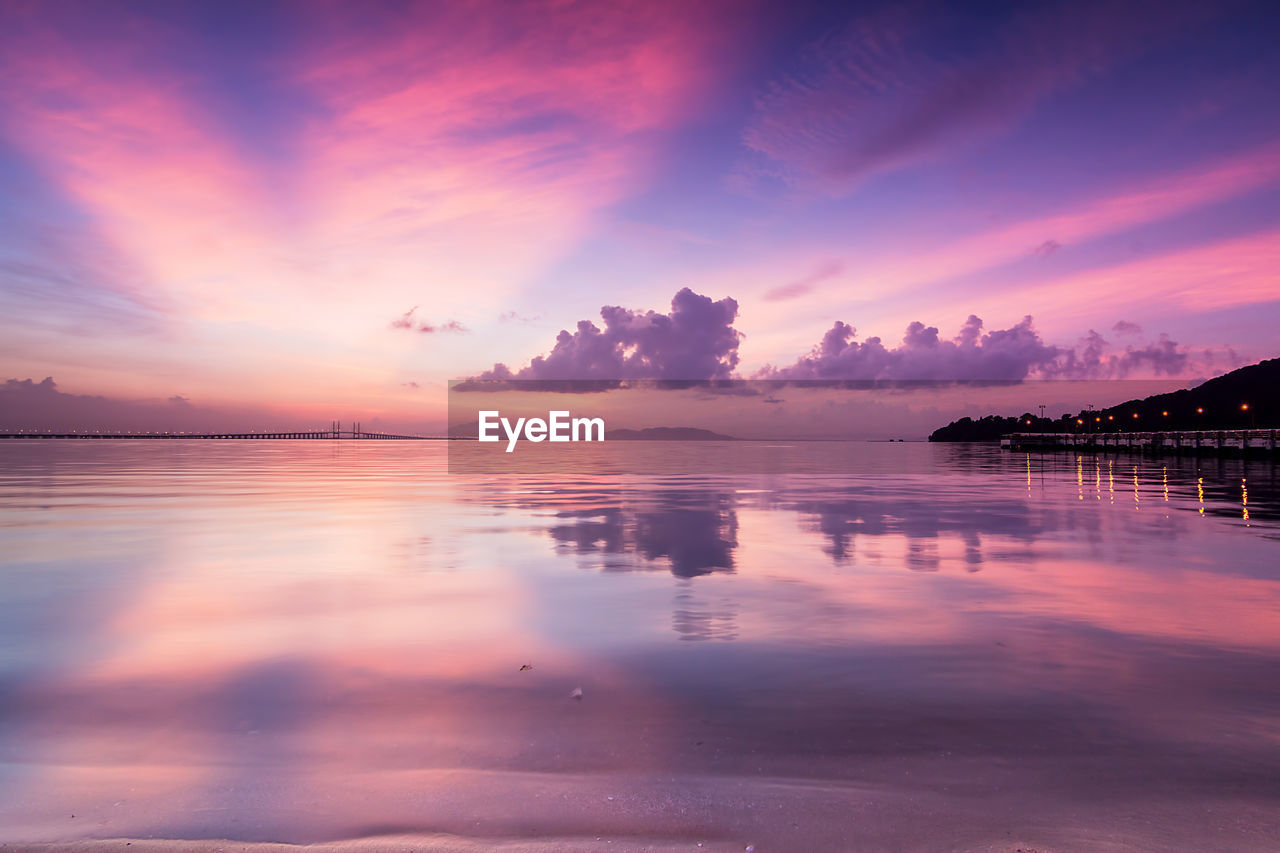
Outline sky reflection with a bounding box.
[0,441,1277,849]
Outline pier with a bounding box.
[0,422,440,440]
[1002,429,1279,457]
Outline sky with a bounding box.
[1,0,1278,432]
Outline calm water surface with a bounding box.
[1,441,1278,851]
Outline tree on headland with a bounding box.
[929,358,1279,441]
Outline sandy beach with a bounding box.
[4,760,1278,852]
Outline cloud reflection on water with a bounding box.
[1,441,1278,848]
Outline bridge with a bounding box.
[1002,429,1279,457]
[0,422,446,440]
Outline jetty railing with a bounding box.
[1002,429,1278,456]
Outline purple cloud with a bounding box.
[390,307,417,330]
[741,1,1217,189]
[0,376,438,433]
[1048,330,1190,378]
[763,315,1061,380]
[0,377,243,432]
[1119,335,1188,376]
[419,320,467,334]
[1112,320,1142,335]
[499,311,542,324]
[764,260,843,302]
[763,315,1205,380]
[1032,239,1062,257]
[480,288,741,381]
[471,290,1217,384]
[390,307,467,334]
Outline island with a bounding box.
[604,427,738,441]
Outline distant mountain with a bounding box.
[604,426,738,441]
[447,421,737,440]
[929,357,1280,442]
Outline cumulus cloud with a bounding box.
[1051,331,1189,378]
[479,288,741,381]
[470,290,1223,384]
[1201,346,1243,373]
[0,376,442,434]
[763,315,1208,380]
[0,377,246,432]
[4,377,59,395]
[390,307,467,333]
[1122,336,1187,375]
[763,315,1061,380]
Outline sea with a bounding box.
[0,440,1277,851]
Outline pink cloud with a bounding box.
[761,315,1061,380]
[0,55,268,315]
[389,307,467,334]
[760,314,1234,381]
[762,144,1280,308]
[764,260,844,302]
[481,288,741,381]
[1015,229,1280,317]
[0,3,747,415]
[287,1,743,265]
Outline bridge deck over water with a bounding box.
[1002,429,1279,456]
[0,430,443,441]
